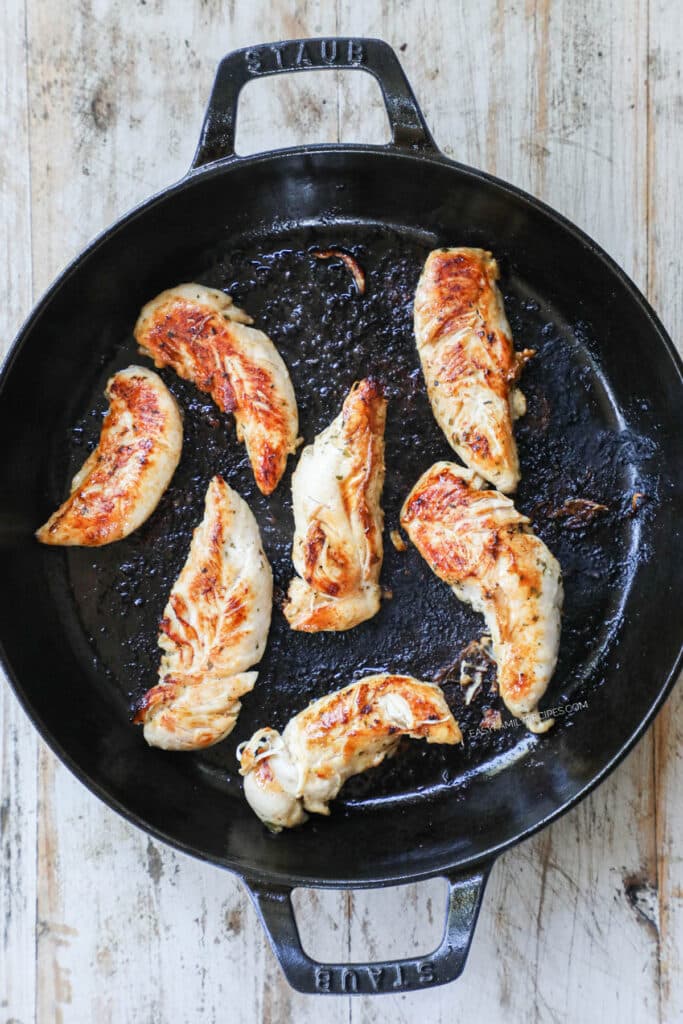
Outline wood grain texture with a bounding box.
[649,3,683,1021]
[0,0,681,1021]
[0,2,38,1022]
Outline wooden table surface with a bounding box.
[1,1,682,1021]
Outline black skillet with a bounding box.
[1,38,682,995]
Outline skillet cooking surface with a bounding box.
[1,135,680,893]
[44,222,653,811]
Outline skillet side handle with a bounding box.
[191,37,437,169]
[243,863,492,996]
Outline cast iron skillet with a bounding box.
[1,38,682,995]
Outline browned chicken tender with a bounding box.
[401,462,563,733]
[135,476,272,750]
[414,247,532,493]
[135,283,298,495]
[36,365,182,547]
[283,378,387,632]
[238,674,461,830]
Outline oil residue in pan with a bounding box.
[61,224,654,812]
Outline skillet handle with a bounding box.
[243,863,491,995]
[191,37,437,169]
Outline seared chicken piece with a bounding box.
[135,475,272,750]
[135,283,298,495]
[414,248,533,493]
[238,674,461,830]
[283,379,387,632]
[36,366,182,547]
[401,462,562,733]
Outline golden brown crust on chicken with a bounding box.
[238,674,461,830]
[283,378,387,632]
[135,283,298,495]
[414,248,533,493]
[36,366,182,547]
[400,462,563,733]
[135,475,272,750]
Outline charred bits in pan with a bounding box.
[312,247,366,295]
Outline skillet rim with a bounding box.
[1,141,682,889]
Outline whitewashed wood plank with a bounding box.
[0,1,39,1022]
[648,2,683,1021]
[35,753,351,1023]
[336,2,662,1021]
[26,0,198,292]
[24,1,349,1020]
